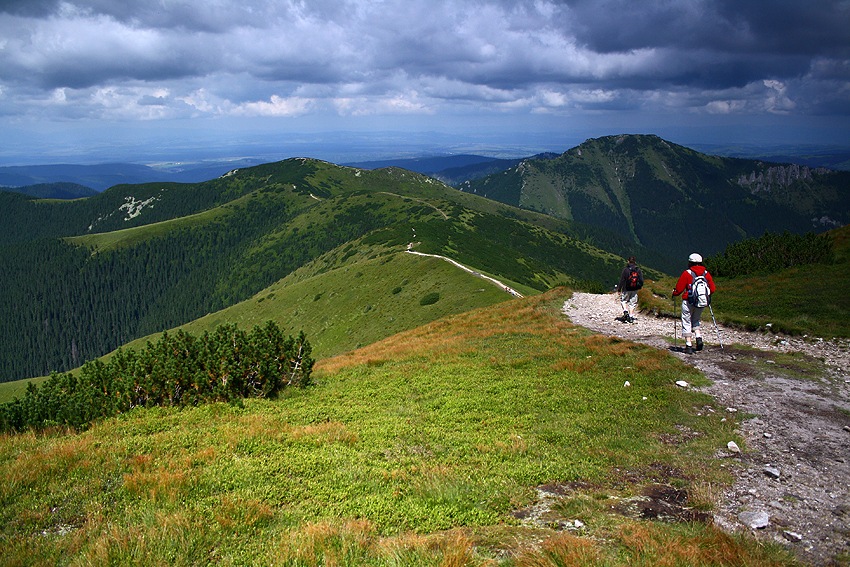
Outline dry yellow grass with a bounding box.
[287,420,360,446]
[514,532,604,566]
[316,290,570,375]
[214,495,275,529]
[616,521,777,567]
[122,467,189,502]
[2,432,100,491]
[272,520,485,566]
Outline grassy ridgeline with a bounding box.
[0,289,794,565]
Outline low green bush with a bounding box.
[419,292,440,306]
[0,321,313,433]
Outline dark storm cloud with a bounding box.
[0,0,847,123]
[715,0,850,55]
[564,0,850,56]
[560,0,849,88]
[0,0,60,17]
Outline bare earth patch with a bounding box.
[561,292,850,566]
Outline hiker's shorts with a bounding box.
[620,290,638,309]
[680,300,704,337]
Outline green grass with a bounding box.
[0,378,48,404]
[715,262,850,337]
[0,289,794,566]
[178,245,516,360]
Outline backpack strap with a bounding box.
[685,269,696,302]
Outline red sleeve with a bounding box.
[706,271,716,294]
[672,271,690,296]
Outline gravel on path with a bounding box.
[562,292,850,566]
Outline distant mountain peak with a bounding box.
[462,134,850,261]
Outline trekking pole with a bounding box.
[708,304,723,349]
[672,296,678,349]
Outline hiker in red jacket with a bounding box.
[672,253,716,354]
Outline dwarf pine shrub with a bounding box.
[707,231,833,277]
[419,292,440,306]
[0,321,313,433]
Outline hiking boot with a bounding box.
[684,345,694,355]
[696,337,704,351]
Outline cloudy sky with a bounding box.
[1,0,849,164]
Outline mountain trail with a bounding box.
[405,247,523,297]
[562,292,850,566]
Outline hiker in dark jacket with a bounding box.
[616,256,643,323]
[672,253,716,354]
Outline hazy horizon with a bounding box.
[3,127,850,170]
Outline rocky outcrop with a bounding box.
[736,164,830,193]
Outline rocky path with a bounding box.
[561,292,850,566]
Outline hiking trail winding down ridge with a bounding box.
[562,292,850,566]
[405,244,523,298]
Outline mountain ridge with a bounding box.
[0,182,98,199]
[461,134,849,260]
[0,157,648,382]
[0,158,269,191]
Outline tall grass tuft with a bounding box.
[515,532,605,566]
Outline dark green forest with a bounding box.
[0,185,415,381]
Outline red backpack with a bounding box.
[626,266,643,291]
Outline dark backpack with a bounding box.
[686,269,711,308]
[626,266,643,291]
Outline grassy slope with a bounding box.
[639,225,850,338]
[0,380,35,405]
[0,244,515,403]
[0,289,794,566]
[173,247,516,359]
